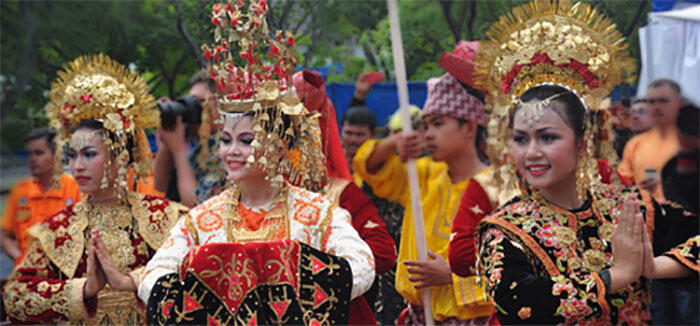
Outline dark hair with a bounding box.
[454,82,488,163]
[341,106,376,131]
[648,78,682,96]
[676,103,699,137]
[71,119,137,165]
[189,70,217,93]
[458,81,485,104]
[25,128,57,152]
[631,97,646,105]
[514,85,587,139]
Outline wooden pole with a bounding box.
[386,0,434,325]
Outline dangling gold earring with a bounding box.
[101,159,111,189]
[575,155,587,201]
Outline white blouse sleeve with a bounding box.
[323,206,376,299]
[137,214,197,303]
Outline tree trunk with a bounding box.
[172,0,205,68]
[439,0,463,41]
[0,1,42,122]
[624,0,648,38]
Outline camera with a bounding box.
[157,95,203,131]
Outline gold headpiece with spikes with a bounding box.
[203,0,326,190]
[46,54,158,196]
[474,0,636,197]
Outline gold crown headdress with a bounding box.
[203,0,326,190]
[46,54,158,196]
[474,0,636,197]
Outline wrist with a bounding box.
[608,265,637,291]
[83,280,94,299]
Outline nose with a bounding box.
[223,141,243,158]
[524,139,542,161]
[70,156,86,172]
[423,127,435,141]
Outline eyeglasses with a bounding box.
[631,109,647,116]
[647,97,671,105]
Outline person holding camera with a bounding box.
[153,71,227,207]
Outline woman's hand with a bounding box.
[608,196,644,291]
[92,230,137,292]
[83,235,106,299]
[404,251,453,289]
[641,223,657,279]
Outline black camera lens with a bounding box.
[157,95,203,130]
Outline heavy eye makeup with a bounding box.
[512,130,528,145]
[219,133,233,145]
[239,133,254,145]
[220,132,254,146]
[512,128,561,145]
[66,147,98,160]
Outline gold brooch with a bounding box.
[583,249,607,272]
[553,226,577,245]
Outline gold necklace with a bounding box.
[83,195,137,273]
[224,184,290,243]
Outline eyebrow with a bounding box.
[512,126,559,134]
[425,116,442,123]
[68,145,96,151]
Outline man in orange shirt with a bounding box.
[618,79,683,199]
[1,129,81,260]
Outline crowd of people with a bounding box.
[0,0,698,325]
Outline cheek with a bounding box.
[90,156,107,176]
[509,144,527,168]
[218,143,228,159]
[547,141,579,169]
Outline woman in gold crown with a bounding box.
[2,54,187,324]
[454,1,699,324]
[139,2,374,325]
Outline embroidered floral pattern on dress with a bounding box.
[476,186,654,324]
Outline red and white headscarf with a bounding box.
[422,73,487,127]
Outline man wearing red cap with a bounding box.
[353,42,495,324]
[292,70,397,326]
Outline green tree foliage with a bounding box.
[0,0,650,153]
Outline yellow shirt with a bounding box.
[353,139,492,322]
[618,127,679,199]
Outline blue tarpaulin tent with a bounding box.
[325,81,428,128]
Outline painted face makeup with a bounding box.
[67,129,110,194]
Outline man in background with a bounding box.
[153,71,227,207]
[1,129,81,260]
[630,97,653,134]
[618,79,683,199]
[341,72,381,172]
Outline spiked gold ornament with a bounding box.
[204,0,326,191]
[475,0,635,198]
[46,54,158,194]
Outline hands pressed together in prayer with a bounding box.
[609,195,693,292]
[405,251,453,289]
[608,195,645,291]
[83,229,137,299]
